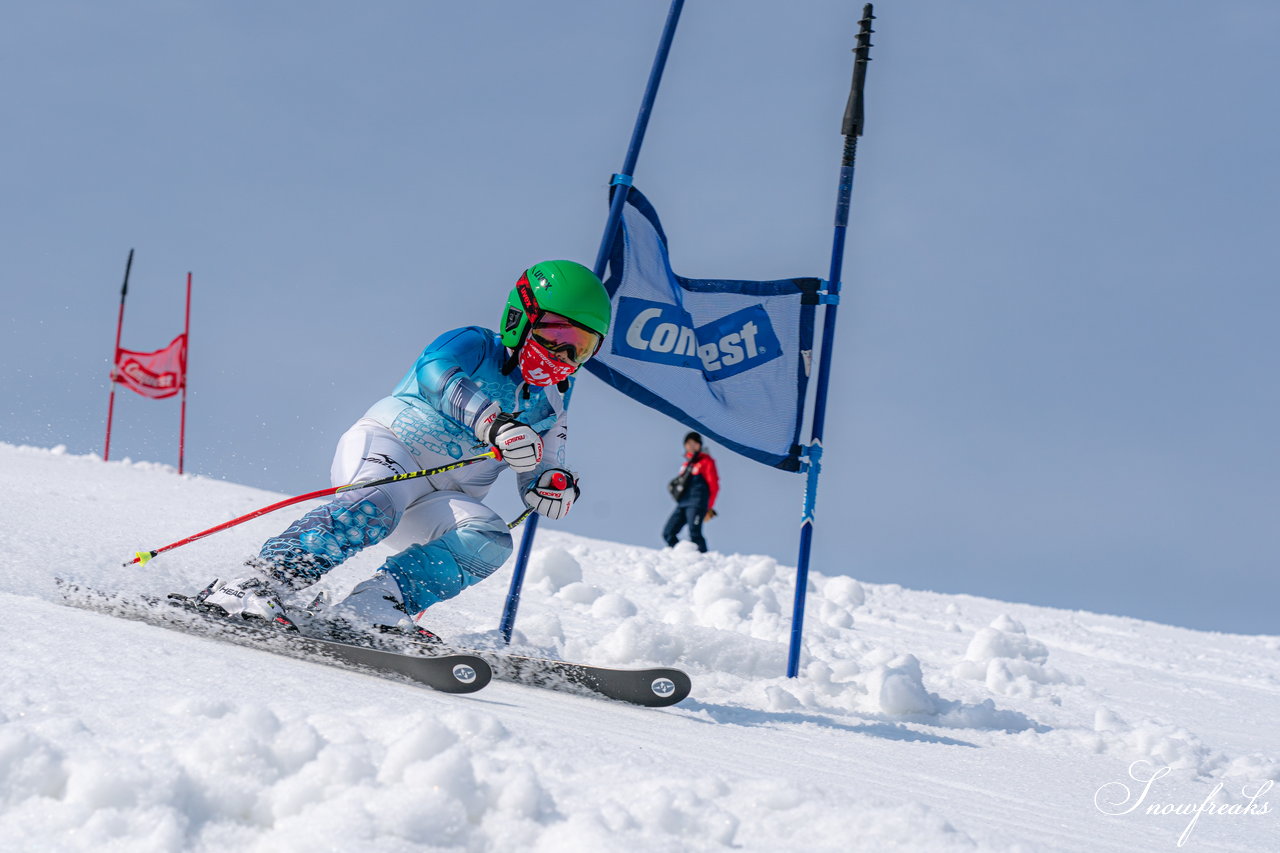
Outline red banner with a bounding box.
[112,334,187,399]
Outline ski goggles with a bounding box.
[529,312,603,367]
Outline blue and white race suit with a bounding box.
[258,326,571,614]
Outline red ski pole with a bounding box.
[127,450,499,566]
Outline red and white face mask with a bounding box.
[518,337,578,386]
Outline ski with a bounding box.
[56,581,491,695]
[482,652,691,707]
[58,581,690,706]
[301,612,691,707]
[299,600,692,707]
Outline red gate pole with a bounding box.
[178,271,191,474]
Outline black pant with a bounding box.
[663,504,707,553]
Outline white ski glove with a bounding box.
[523,468,580,520]
[475,404,542,474]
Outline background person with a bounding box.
[663,431,719,553]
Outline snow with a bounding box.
[0,441,1276,851]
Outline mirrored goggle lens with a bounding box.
[530,316,602,366]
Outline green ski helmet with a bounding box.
[499,260,612,349]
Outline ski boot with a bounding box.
[195,566,297,631]
[327,571,443,648]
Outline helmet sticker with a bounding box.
[504,305,524,334]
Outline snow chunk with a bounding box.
[866,654,937,716]
[1221,753,1280,783]
[965,622,1048,665]
[594,617,687,666]
[517,611,566,646]
[982,657,1078,698]
[1094,706,1128,733]
[0,727,68,805]
[669,540,702,558]
[990,613,1026,633]
[528,547,582,593]
[934,698,1039,733]
[951,616,1075,698]
[700,598,746,630]
[819,600,855,630]
[589,593,637,620]
[740,556,777,586]
[823,575,866,608]
[557,581,602,605]
[765,685,804,711]
[691,569,745,608]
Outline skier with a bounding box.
[194,260,611,639]
[662,431,719,553]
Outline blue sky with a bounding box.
[3,1,1276,634]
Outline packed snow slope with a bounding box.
[0,442,1277,852]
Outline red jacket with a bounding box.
[679,451,719,511]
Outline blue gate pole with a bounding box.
[787,4,875,677]
[500,0,687,644]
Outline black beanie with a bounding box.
[684,432,702,446]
